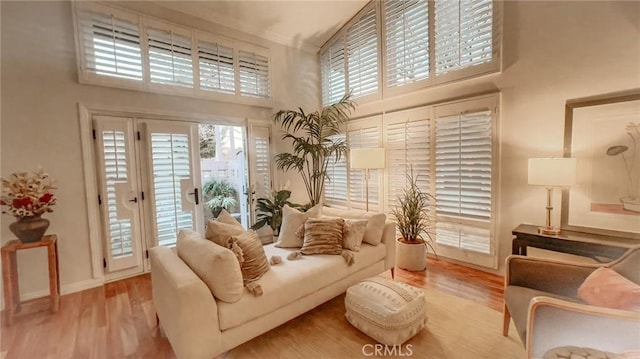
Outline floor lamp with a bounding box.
[528,158,577,235]
[350,148,386,212]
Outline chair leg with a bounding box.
[390,267,395,279]
[502,304,511,336]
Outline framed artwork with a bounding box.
[561,90,640,238]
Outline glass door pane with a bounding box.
[199,124,249,228]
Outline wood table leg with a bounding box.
[48,241,60,313]
[2,250,15,326]
[10,252,19,313]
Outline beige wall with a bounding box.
[346,0,639,271]
[0,1,319,300]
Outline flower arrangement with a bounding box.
[1,169,57,218]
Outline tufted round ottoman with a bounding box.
[345,276,427,345]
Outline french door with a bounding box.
[94,115,202,277]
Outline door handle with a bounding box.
[129,197,138,203]
[189,188,199,205]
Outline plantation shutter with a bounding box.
[93,116,143,272]
[248,124,272,205]
[143,122,200,247]
[198,38,235,94]
[238,47,270,99]
[435,0,494,76]
[76,4,143,82]
[147,26,194,88]
[321,40,347,106]
[324,134,348,206]
[348,119,382,211]
[384,0,430,88]
[385,111,430,212]
[434,109,493,256]
[347,6,379,99]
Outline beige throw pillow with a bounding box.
[300,217,345,255]
[176,230,243,303]
[216,209,243,228]
[205,220,245,247]
[230,231,270,284]
[342,219,368,251]
[275,204,321,248]
[322,207,386,246]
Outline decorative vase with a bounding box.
[396,239,427,271]
[9,215,50,243]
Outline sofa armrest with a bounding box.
[381,221,396,271]
[150,246,222,359]
[506,255,598,298]
[527,296,640,359]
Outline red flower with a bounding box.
[12,199,22,208]
[20,197,32,207]
[39,193,53,203]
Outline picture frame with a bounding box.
[561,90,640,239]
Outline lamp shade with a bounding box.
[350,148,386,169]
[528,158,577,186]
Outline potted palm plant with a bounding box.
[273,94,355,206]
[250,189,303,239]
[391,170,436,271]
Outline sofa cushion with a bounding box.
[231,231,270,284]
[176,230,243,303]
[205,220,245,247]
[577,267,640,311]
[275,204,321,248]
[342,219,368,251]
[300,217,344,255]
[504,285,579,344]
[217,242,387,330]
[322,207,386,246]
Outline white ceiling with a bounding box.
[154,1,368,53]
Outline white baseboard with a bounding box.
[0,278,104,311]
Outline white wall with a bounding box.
[0,1,319,300]
[325,1,640,272]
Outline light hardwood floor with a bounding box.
[1,257,504,358]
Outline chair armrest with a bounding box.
[506,255,598,298]
[150,246,222,359]
[381,221,396,271]
[527,296,640,359]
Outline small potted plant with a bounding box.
[1,169,57,243]
[391,169,436,271]
[251,189,303,241]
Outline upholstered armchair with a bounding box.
[503,246,640,359]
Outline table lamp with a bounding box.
[528,158,577,235]
[350,148,385,211]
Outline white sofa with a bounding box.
[150,209,396,359]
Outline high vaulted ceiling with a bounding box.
[154,1,368,53]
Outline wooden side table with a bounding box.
[2,234,60,326]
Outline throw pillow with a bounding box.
[275,204,321,248]
[577,267,640,311]
[205,220,245,247]
[300,217,345,255]
[216,209,243,229]
[322,207,386,246]
[176,230,243,303]
[230,230,271,284]
[342,219,368,251]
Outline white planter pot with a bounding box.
[396,240,427,271]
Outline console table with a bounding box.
[1,234,60,326]
[512,224,637,263]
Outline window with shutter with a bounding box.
[147,25,194,88]
[384,0,430,88]
[435,0,494,77]
[347,6,379,98]
[75,4,143,84]
[238,47,270,99]
[198,37,235,95]
[384,110,431,212]
[348,118,382,211]
[324,134,348,206]
[434,107,494,261]
[321,41,346,106]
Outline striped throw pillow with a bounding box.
[300,217,345,255]
[230,231,270,284]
